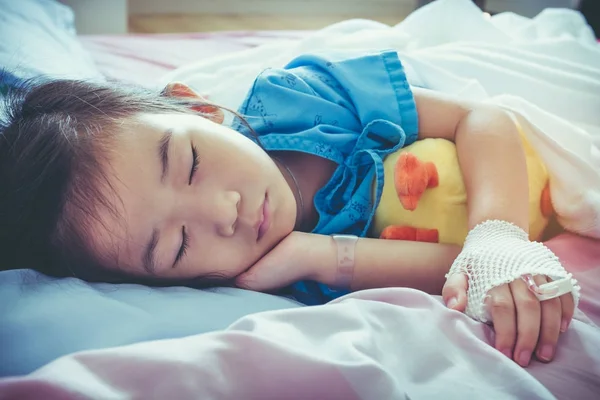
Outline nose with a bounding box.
[214,190,240,237]
[176,188,240,237]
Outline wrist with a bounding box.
[304,233,338,284]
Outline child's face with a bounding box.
[88,112,297,281]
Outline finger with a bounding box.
[510,278,541,367]
[237,270,283,292]
[534,275,562,362]
[235,253,300,292]
[442,273,468,312]
[559,286,575,333]
[236,266,282,292]
[235,259,275,292]
[488,284,517,361]
[235,268,260,291]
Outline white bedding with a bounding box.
[1,257,599,400]
[162,0,600,239]
[1,233,599,399]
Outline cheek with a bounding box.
[217,247,258,279]
[192,233,257,276]
[225,134,270,168]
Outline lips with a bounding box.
[257,194,271,241]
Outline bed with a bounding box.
[1,0,599,398]
[78,30,309,87]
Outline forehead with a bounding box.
[82,113,172,273]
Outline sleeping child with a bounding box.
[0,50,579,368]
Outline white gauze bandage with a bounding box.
[447,220,581,323]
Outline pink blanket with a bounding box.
[1,234,598,399]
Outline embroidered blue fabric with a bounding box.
[233,50,419,305]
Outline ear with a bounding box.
[162,82,224,124]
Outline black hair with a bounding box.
[0,76,242,287]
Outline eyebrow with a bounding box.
[142,228,159,275]
[158,129,173,183]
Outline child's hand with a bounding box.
[441,220,579,368]
[443,274,575,367]
[236,232,335,292]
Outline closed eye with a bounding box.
[174,226,188,267]
[189,144,199,184]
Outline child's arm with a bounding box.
[319,237,461,295]
[237,232,460,295]
[411,88,529,231]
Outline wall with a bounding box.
[60,0,128,34]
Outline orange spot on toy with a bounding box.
[380,225,439,243]
[540,183,554,217]
[394,152,439,211]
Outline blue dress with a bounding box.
[233,50,419,305]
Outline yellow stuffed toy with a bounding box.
[371,119,554,245]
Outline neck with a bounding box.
[273,157,305,231]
